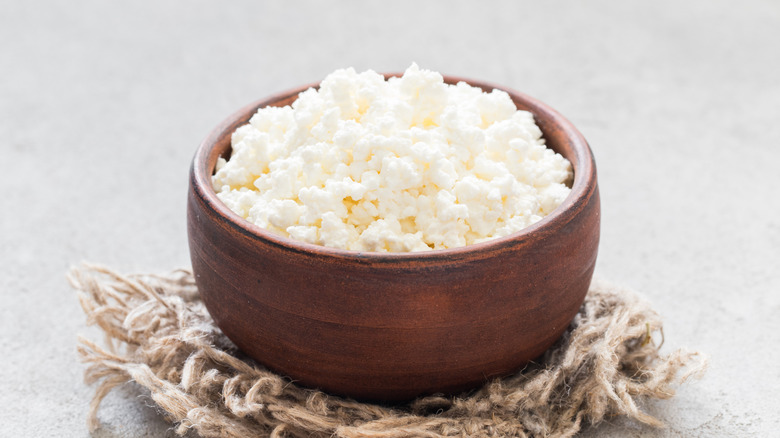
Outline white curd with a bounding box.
[213,64,572,252]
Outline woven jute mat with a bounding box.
[70,264,705,438]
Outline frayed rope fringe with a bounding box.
[69,263,706,438]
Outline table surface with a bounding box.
[2,1,778,436]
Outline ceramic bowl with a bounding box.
[187,75,600,401]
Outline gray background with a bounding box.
[2,0,778,436]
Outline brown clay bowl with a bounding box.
[187,74,600,402]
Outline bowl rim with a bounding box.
[190,73,597,263]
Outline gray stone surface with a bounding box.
[1,0,778,436]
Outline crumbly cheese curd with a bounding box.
[213,64,573,252]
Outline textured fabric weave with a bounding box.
[71,264,705,437]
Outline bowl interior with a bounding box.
[192,74,596,260]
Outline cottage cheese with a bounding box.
[213,64,572,252]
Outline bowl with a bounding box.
[187,74,600,402]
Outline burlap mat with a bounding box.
[70,264,705,438]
